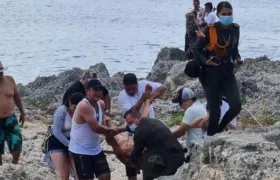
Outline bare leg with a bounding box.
[98,173,110,180]
[50,152,71,180]
[11,150,21,164]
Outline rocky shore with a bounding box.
[1,47,280,179]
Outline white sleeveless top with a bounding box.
[63,112,72,137]
[69,98,103,155]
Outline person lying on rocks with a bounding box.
[0,60,25,165]
[104,83,153,180]
[171,88,207,155]
[43,92,84,180]
[123,98,185,180]
[62,70,112,114]
[189,98,237,133]
[69,79,120,180]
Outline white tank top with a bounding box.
[63,112,72,137]
[69,98,103,155]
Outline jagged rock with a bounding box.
[146,61,181,83]
[159,125,280,180]
[154,47,185,65]
[18,63,123,113]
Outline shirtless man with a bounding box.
[0,61,25,165]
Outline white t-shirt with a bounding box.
[205,12,218,24]
[202,100,237,126]
[182,101,207,148]
[118,80,162,118]
[194,7,205,25]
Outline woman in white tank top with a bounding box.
[43,92,84,180]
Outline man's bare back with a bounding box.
[0,76,16,118]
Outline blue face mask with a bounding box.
[129,124,138,133]
[219,15,233,26]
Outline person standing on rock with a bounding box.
[192,0,205,25]
[185,0,204,54]
[124,99,184,180]
[193,1,242,136]
[118,73,166,180]
[185,11,200,59]
[62,70,112,114]
[204,2,218,24]
[43,92,84,180]
[171,88,207,152]
[0,61,25,165]
[69,79,119,180]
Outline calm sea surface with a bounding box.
[0,0,279,84]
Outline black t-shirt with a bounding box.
[62,80,109,105]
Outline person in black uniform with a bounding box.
[124,100,184,180]
[193,1,242,136]
[62,70,111,113]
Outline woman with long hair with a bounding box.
[193,1,242,136]
[44,92,84,180]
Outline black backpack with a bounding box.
[184,60,201,78]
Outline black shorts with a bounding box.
[71,151,110,179]
[46,135,69,153]
[125,165,140,177]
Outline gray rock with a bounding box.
[159,125,280,180]
[154,47,185,65]
[19,63,123,113]
[146,60,181,83]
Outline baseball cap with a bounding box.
[86,79,104,89]
[123,73,137,85]
[172,88,195,103]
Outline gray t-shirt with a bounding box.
[182,101,207,148]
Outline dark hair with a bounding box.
[193,0,200,3]
[123,108,141,119]
[123,73,138,85]
[217,1,232,14]
[65,92,84,107]
[191,97,197,101]
[205,2,213,11]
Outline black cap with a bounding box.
[123,73,137,85]
[86,79,104,89]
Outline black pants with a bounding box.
[199,64,242,136]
